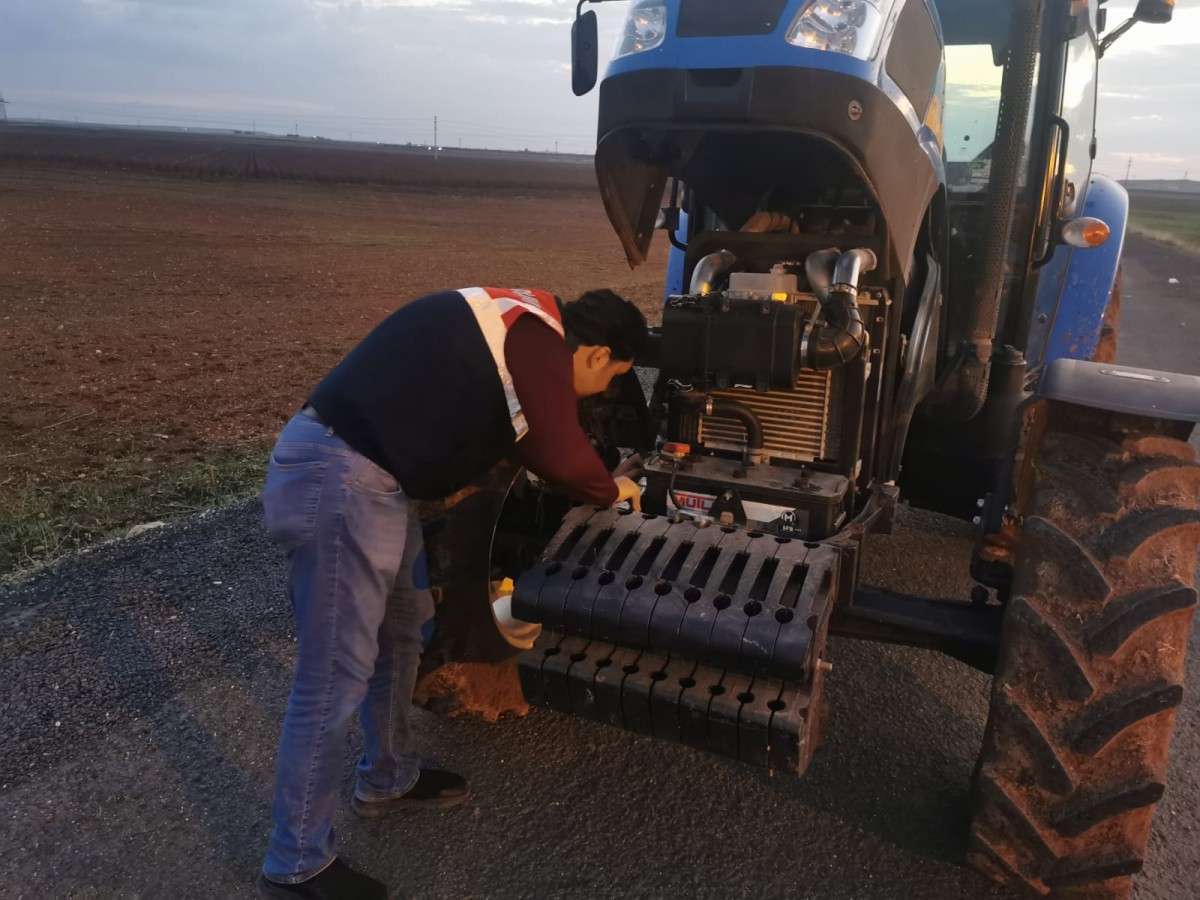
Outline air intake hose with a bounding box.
[802,248,876,370]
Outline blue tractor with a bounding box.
[419,0,1200,896]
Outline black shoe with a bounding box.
[257,859,388,900]
[351,768,471,818]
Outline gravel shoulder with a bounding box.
[2,494,1197,899]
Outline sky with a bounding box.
[0,0,1196,180]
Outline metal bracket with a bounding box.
[708,487,748,527]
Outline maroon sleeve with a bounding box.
[505,316,619,507]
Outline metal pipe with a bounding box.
[685,394,766,463]
[832,248,877,291]
[689,249,737,296]
[707,398,765,451]
[941,0,1044,421]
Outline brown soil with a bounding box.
[414,660,530,723]
[0,132,667,495]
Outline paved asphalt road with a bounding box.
[1,234,1198,900]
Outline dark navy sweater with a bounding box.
[308,290,616,504]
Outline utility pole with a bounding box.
[0,93,8,125]
[555,140,558,160]
[1124,156,1132,182]
[434,116,439,160]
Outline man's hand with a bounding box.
[613,475,642,512]
[612,453,644,481]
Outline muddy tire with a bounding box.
[969,422,1200,898]
[1093,268,1120,364]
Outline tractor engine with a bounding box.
[643,244,891,540]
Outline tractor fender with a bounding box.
[1037,358,1200,423]
[1027,174,1128,369]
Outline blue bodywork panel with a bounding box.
[665,210,689,299]
[1026,174,1128,370]
[604,0,941,135]
[608,23,875,79]
[620,0,946,295]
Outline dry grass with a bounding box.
[1127,192,1200,254]
[0,448,267,576]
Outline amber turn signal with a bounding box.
[1061,217,1110,249]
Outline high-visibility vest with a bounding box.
[458,287,565,441]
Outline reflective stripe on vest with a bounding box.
[458,286,566,441]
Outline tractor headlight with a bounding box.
[614,0,668,59]
[786,0,892,59]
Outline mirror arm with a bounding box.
[1098,16,1137,57]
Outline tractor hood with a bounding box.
[592,0,947,279]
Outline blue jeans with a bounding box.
[261,413,435,883]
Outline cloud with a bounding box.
[0,0,614,149]
[1,0,1196,174]
[1094,39,1200,178]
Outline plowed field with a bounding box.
[0,126,667,569]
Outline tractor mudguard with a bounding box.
[1027,174,1128,369]
[1038,358,1200,424]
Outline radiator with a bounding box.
[700,369,839,462]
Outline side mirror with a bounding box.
[572,10,600,96]
[1134,0,1174,24]
[1099,0,1173,57]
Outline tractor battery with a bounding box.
[643,454,850,540]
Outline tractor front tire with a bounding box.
[969,419,1200,898]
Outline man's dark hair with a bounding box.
[561,289,648,362]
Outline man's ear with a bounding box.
[588,345,612,369]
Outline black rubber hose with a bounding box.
[804,287,867,370]
[706,398,765,450]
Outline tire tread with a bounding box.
[970,428,1199,900]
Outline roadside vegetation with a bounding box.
[0,449,268,577]
[1127,191,1200,253]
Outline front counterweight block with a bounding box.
[518,632,829,774]
[513,507,839,773]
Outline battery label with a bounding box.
[666,491,810,534]
[668,490,717,513]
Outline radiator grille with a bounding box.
[676,0,789,37]
[701,370,837,462]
